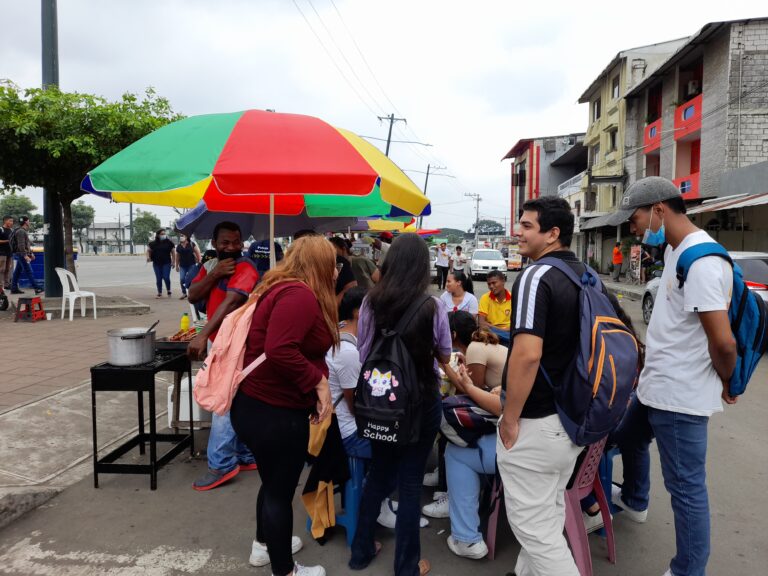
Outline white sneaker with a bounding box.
[432,490,447,501]
[377,498,430,528]
[611,484,648,523]
[662,570,673,576]
[250,536,303,567]
[423,468,439,487]
[279,563,326,576]
[422,493,449,518]
[582,511,609,534]
[446,535,488,560]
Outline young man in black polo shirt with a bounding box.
[497,196,582,575]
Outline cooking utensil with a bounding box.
[107,326,157,366]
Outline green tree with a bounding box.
[0,194,37,220]
[470,219,505,236]
[71,200,95,253]
[132,209,161,246]
[0,82,182,272]
[440,227,468,245]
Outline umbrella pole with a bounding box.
[269,194,276,270]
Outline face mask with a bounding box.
[641,210,665,247]
[179,235,187,242]
[158,234,166,240]
[217,250,241,261]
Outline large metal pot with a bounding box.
[107,327,156,366]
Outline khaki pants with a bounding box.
[0,255,12,289]
[496,414,582,576]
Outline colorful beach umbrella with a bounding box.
[82,109,430,218]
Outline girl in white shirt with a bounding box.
[439,270,479,317]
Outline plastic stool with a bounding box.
[14,297,46,322]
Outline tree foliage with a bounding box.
[0,82,182,271]
[0,194,37,219]
[470,219,505,235]
[132,209,161,246]
[71,200,95,252]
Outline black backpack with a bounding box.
[355,295,430,445]
[9,228,19,254]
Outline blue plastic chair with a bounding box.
[306,456,366,546]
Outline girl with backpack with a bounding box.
[349,233,452,576]
[230,235,339,576]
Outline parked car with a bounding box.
[641,251,768,324]
[469,249,507,280]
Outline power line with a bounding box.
[290,0,379,117]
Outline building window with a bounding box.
[593,98,601,122]
[612,76,620,100]
[611,185,618,207]
[683,105,695,120]
[575,200,581,216]
[590,144,601,167]
[680,179,692,194]
[649,125,658,138]
[609,130,618,152]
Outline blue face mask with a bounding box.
[641,211,665,247]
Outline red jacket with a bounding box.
[240,282,334,410]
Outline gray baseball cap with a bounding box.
[607,176,681,226]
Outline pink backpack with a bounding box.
[193,294,266,415]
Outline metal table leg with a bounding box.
[137,390,145,455]
[91,386,99,488]
[187,366,195,455]
[149,384,157,490]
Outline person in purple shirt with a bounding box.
[350,233,452,576]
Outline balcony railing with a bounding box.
[672,172,700,200]
[557,170,587,197]
[674,93,703,141]
[644,118,662,154]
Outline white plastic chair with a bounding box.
[55,267,97,321]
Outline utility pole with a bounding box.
[377,113,407,156]
[465,192,482,248]
[129,203,134,254]
[42,0,64,296]
[418,164,447,228]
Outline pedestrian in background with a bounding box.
[435,242,451,290]
[9,216,42,295]
[0,215,14,293]
[175,233,201,300]
[329,236,358,304]
[450,246,467,275]
[147,229,175,298]
[612,241,623,281]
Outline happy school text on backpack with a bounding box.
[355,295,430,445]
[537,257,639,447]
[676,242,768,396]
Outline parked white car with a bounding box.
[469,249,507,280]
[641,251,768,324]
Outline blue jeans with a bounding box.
[179,265,194,295]
[649,406,710,576]
[342,433,372,460]
[445,433,497,544]
[611,393,653,511]
[350,395,441,576]
[207,411,255,473]
[486,325,510,346]
[11,255,41,291]
[153,263,171,294]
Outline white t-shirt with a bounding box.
[451,253,468,271]
[439,290,479,315]
[637,230,733,417]
[326,333,361,439]
[436,247,451,267]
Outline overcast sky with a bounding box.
[1,0,765,232]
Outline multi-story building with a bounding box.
[624,18,768,251]
[502,133,587,226]
[578,38,688,269]
[87,222,132,253]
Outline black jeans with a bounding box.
[350,394,441,576]
[231,391,310,576]
[436,265,449,290]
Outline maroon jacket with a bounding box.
[240,281,334,410]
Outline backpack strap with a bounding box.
[536,256,598,290]
[393,294,431,335]
[675,243,732,289]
